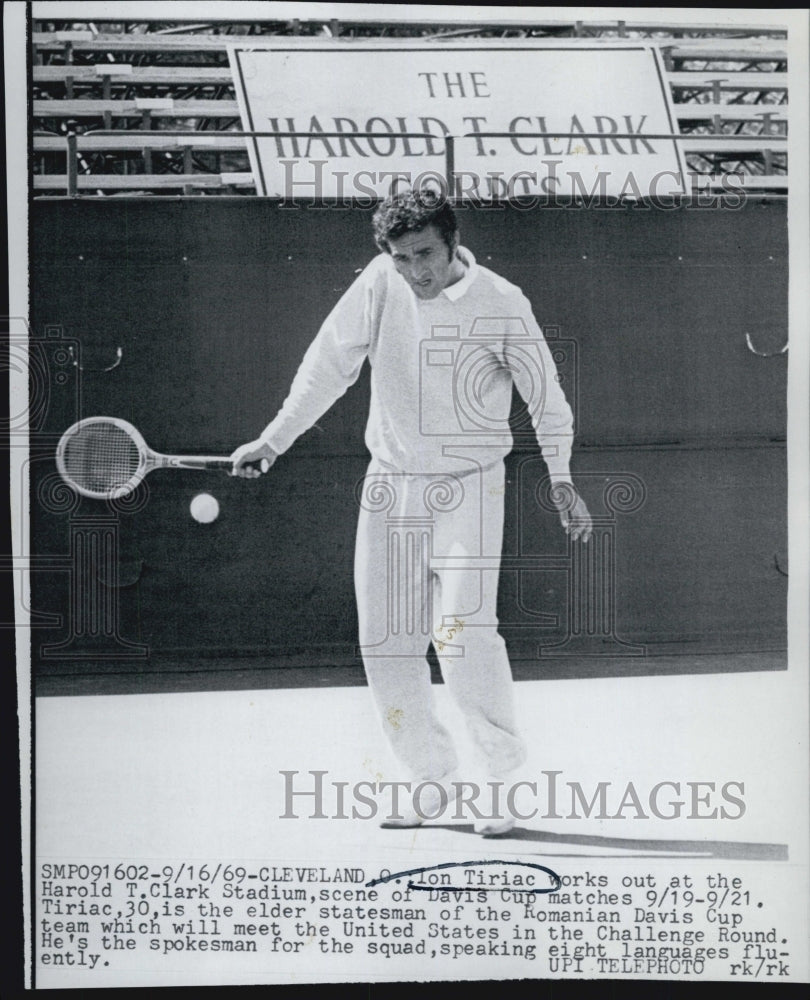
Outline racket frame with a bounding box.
[56,416,235,500]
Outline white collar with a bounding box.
[441,246,477,302]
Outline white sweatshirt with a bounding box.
[260,247,574,480]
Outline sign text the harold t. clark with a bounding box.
[228,41,686,200]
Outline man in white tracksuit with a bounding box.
[232,191,592,835]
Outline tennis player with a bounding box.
[231,189,592,835]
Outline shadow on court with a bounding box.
[426,825,788,861]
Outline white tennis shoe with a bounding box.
[472,765,526,836]
[379,770,521,835]
[380,772,464,828]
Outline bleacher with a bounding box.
[31,16,789,196]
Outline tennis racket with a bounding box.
[55,416,269,500]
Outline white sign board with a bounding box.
[228,40,686,200]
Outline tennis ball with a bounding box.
[190,492,219,523]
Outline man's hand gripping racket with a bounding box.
[229,439,277,479]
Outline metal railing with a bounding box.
[43,127,787,198]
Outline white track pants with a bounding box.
[355,459,527,781]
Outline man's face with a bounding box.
[387,224,458,300]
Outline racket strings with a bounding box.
[62,422,142,495]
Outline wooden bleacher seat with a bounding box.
[30,21,789,196]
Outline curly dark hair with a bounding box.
[372,189,459,255]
